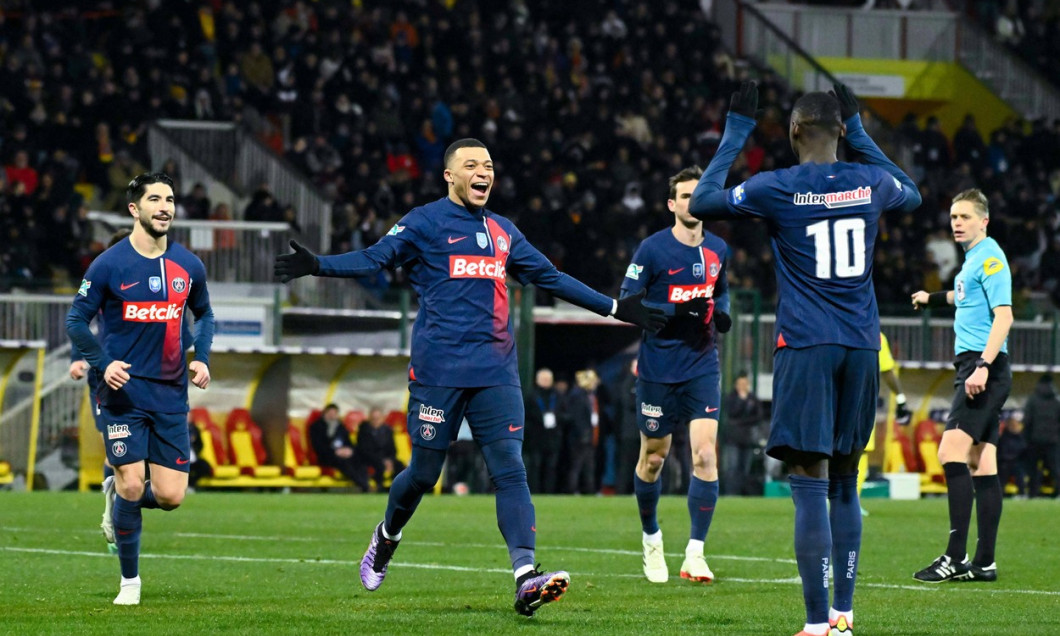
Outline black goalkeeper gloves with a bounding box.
[728,80,758,119]
[830,82,859,121]
[615,290,667,334]
[274,240,319,283]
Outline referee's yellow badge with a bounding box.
[983,257,1005,276]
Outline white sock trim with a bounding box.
[642,530,662,544]
[802,623,828,635]
[120,575,141,587]
[381,523,401,542]
[685,539,704,556]
[829,608,853,623]
[514,564,535,581]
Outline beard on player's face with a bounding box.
[137,210,170,238]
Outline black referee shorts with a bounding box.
[945,351,1011,446]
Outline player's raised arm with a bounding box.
[689,81,759,219]
[831,83,922,212]
[505,226,666,333]
[274,216,423,283]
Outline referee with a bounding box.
[911,188,1013,583]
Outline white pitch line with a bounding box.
[4,546,1059,596]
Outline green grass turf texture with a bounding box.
[1,492,1057,635]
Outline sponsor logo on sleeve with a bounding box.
[667,284,714,303]
[625,263,644,280]
[449,255,506,280]
[731,183,746,204]
[983,257,1005,276]
[77,279,91,297]
[387,224,405,236]
[123,301,184,322]
[793,186,872,208]
[641,403,663,418]
[107,424,131,440]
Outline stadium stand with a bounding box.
[1,1,1058,317]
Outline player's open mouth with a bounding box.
[470,182,489,194]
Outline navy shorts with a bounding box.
[946,351,1011,446]
[100,406,191,471]
[407,382,525,450]
[768,345,878,461]
[636,371,721,439]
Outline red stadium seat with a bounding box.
[284,421,322,479]
[344,410,366,435]
[189,408,240,479]
[225,408,282,478]
[385,410,406,429]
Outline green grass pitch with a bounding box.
[1,492,1057,635]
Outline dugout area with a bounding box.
[0,340,45,490]
[77,347,412,490]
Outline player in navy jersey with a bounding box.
[66,173,215,606]
[911,188,1012,584]
[620,165,732,585]
[275,138,664,616]
[69,229,130,554]
[689,83,921,636]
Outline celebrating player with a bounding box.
[274,138,665,616]
[66,173,215,605]
[911,188,1012,584]
[689,82,922,635]
[620,165,731,584]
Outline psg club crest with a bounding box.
[171,277,187,293]
[709,263,719,277]
[476,232,488,249]
[496,236,509,252]
[645,418,659,432]
[112,441,127,457]
[149,276,162,293]
[419,423,436,441]
[693,263,704,278]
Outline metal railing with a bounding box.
[955,19,1060,121]
[747,3,957,61]
[87,212,291,285]
[154,120,332,253]
[737,313,1060,376]
[148,122,245,214]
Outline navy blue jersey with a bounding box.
[317,197,614,388]
[620,229,730,383]
[67,238,214,413]
[691,113,921,350]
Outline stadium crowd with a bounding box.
[1,0,1059,315]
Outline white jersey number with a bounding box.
[806,218,866,279]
